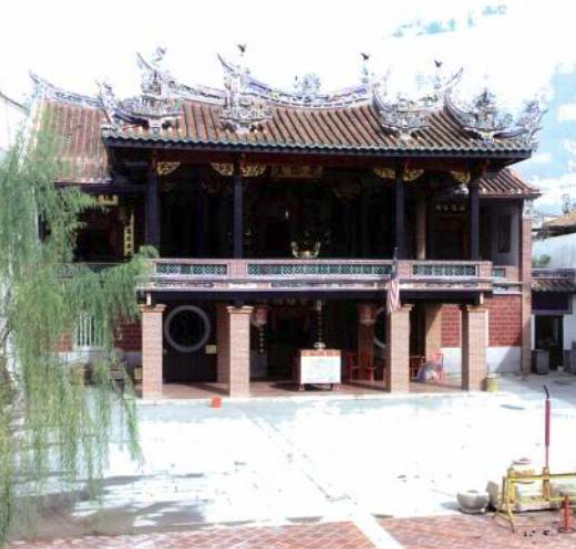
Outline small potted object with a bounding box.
[457,489,490,514]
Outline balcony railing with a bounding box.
[143,258,493,294]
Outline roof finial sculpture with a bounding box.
[360,53,372,85]
[294,73,322,101]
[371,62,463,141]
[96,79,118,129]
[218,48,272,132]
[445,83,545,145]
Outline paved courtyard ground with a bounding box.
[8,373,576,548]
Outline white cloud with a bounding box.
[533,173,576,214]
[559,104,576,122]
[0,0,573,105]
[529,153,553,165]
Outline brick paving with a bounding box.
[154,379,460,400]
[381,514,576,549]
[7,521,377,549]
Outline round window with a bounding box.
[164,305,211,353]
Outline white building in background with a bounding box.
[0,88,28,157]
[532,214,576,370]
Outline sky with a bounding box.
[0,0,575,214]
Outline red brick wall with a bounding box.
[441,296,522,348]
[58,321,142,353]
[441,305,461,347]
[115,321,142,351]
[486,295,522,347]
[58,333,73,352]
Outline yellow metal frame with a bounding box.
[495,467,576,531]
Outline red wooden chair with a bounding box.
[343,351,361,380]
[432,350,445,380]
[359,352,376,382]
[409,355,426,380]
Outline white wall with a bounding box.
[442,346,521,376]
[489,203,520,266]
[533,233,576,268]
[564,295,576,351]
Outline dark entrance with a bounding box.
[535,315,564,370]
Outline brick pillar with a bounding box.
[227,306,253,397]
[386,305,412,392]
[520,202,533,377]
[357,304,376,365]
[461,305,487,391]
[140,304,165,399]
[216,304,230,384]
[415,195,427,260]
[424,303,442,360]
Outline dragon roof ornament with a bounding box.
[371,64,463,141]
[218,52,272,132]
[217,54,370,108]
[30,72,100,108]
[31,48,544,147]
[445,86,545,145]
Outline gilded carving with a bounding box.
[211,163,266,177]
[96,194,119,206]
[449,170,471,184]
[157,161,181,176]
[123,209,135,257]
[271,165,323,179]
[404,169,424,182]
[373,167,396,179]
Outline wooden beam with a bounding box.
[233,160,243,258]
[395,165,406,259]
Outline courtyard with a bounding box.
[9,373,576,548]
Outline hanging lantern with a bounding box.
[358,303,377,326]
[251,306,268,355]
[251,306,268,328]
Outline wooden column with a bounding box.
[469,181,480,260]
[395,167,405,259]
[145,160,161,250]
[424,304,443,360]
[415,195,427,260]
[360,186,369,257]
[233,161,243,259]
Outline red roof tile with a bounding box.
[39,98,538,198]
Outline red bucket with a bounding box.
[211,396,222,408]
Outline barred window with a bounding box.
[74,313,104,350]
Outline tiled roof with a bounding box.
[38,98,538,197]
[42,100,110,183]
[478,169,540,198]
[532,278,576,293]
[102,100,534,156]
[543,211,576,229]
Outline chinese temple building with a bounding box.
[32,49,544,397]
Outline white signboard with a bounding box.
[299,354,341,385]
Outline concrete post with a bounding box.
[140,304,166,399]
[386,304,412,392]
[461,305,487,391]
[226,306,253,397]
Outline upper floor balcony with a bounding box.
[138,257,494,297]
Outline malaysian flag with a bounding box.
[387,249,401,314]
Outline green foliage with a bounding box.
[533,254,551,268]
[0,127,152,544]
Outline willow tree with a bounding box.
[0,129,152,544]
